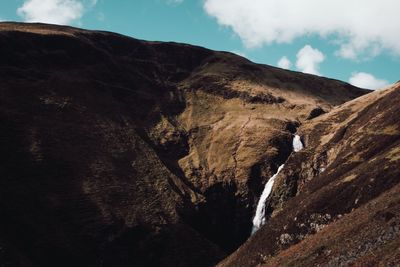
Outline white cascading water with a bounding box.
[251,164,285,234]
[292,134,304,152]
[251,135,304,234]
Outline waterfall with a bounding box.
[251,164,285,234]
[292,134,304,152]
[251,135,304,234]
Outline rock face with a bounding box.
[218,83,400,267]
[0,22,368,267]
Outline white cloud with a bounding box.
[349,72,389,90]
[295,45,325,75]
[277,56,292,69]
[203,0,400,59]
[17,0,96,25]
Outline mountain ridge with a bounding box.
[0,22,376,267]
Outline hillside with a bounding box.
[219,83,400,267]
[0,22,368,267]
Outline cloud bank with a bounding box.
[349,72,389,90]
[203,0,400,59]
[17,0,95,25]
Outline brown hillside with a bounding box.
[218,83,400,267]
[0,22,368,267]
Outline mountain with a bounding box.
[0,22,369,267]
[218,83,400,267]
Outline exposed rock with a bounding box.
[306,106,326,120]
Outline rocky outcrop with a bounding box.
[218,84,400,267]
[0,22,368,266]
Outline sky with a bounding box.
[0,0,399,90]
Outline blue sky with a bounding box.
[1,0,399,89]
